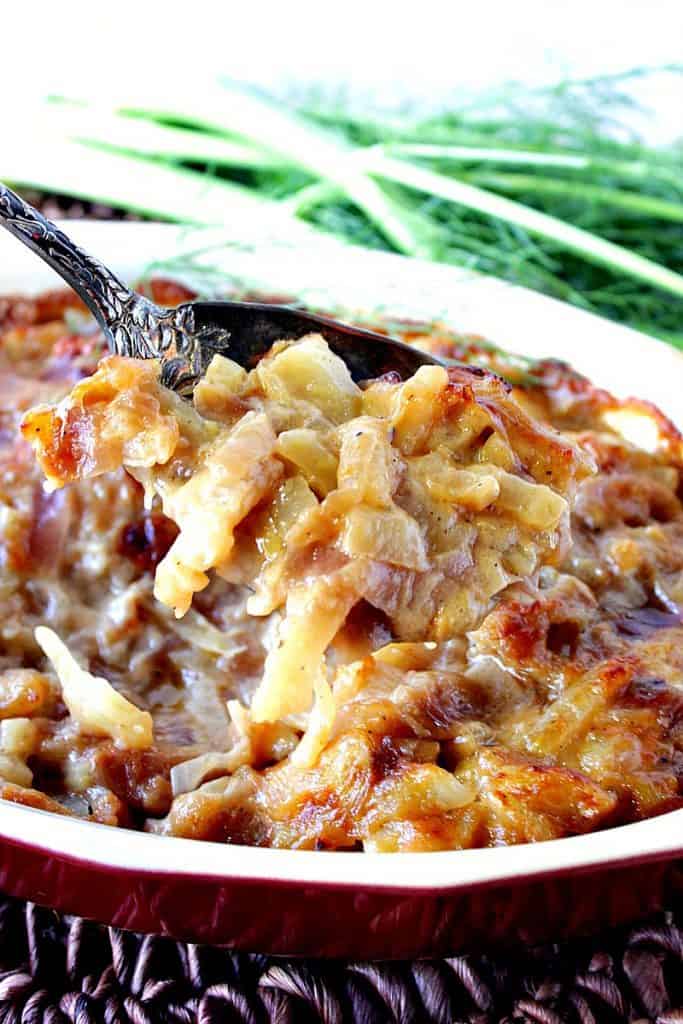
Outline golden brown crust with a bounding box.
[0,289,681,851]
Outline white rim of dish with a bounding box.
[0,219,681,891]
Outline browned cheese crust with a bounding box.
[0,282,678,851]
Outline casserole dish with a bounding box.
[0,220,681,958]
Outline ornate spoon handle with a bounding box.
[0,182,194,368]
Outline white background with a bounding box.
[2,0,681,142]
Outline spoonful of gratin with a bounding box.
[9,179,594,780]
[21,337,594,757]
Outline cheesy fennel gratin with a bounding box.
[1,281,682,851]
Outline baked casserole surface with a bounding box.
[1,281,681,851]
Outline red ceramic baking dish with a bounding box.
[0,221,681,958]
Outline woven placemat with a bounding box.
[0,893,681,1023]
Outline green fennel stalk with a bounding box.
[4,71,681,345]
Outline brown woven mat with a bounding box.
[1,893,683,1023]
[19,190,147,223]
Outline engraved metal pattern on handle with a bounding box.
[0,183,200,389]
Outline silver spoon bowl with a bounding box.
[0,183,445,394]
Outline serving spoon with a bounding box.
[0,183,444,393]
